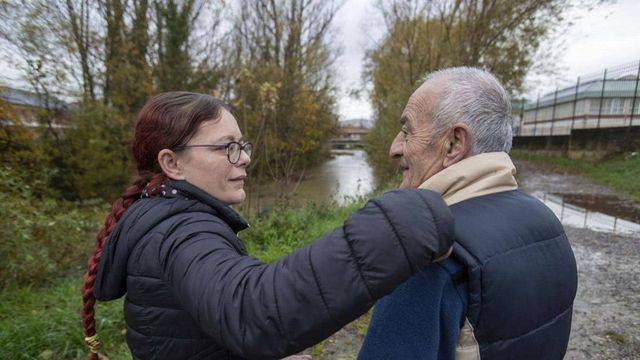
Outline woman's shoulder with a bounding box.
[153,204,249,257]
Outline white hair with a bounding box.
[424,67,513,154]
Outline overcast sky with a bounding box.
[2,0,638,121]
[333,0,640,120]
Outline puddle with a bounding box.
[534,192,640,236]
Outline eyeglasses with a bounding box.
[174,141,253,164]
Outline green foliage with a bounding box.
[0,276,129,360]
[230,0,339,192]
[364,0,572,180]
[104,0,152,113]
[243,200,364,263]
[0,103,54,197]
[234,66,337,186]
[605,330,628,344]
[53,102,133,200]
[511,150,640,202]
[155,0,195,92]
[0,199,367,359]
[0,167,106,289]
[3,0,340,200]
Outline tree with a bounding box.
[231,0,340,205]
[154,0,198,91]
[0,0,228,200]
[0,98,52,197]
[103,0,152,113]
[364,0,604,180]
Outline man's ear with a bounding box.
[158,149,186,180]
[443,123,471,168]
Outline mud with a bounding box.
[306,160,640,359]
[518,160,640,359]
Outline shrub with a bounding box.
[0,167,106,289]
[242,200,364,263]
[51,102,133,201]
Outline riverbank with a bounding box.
[0,200,365,359]
[2,156,639,359]
[511,150,640,202]
[312,159,640,359]
[516,159,640,359]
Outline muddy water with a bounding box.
[247,149,379,211]
[294,149,379,205]
[303,158,640,358]
[250,151,640,238]
[516,160,640,237]
[535,192,640,236]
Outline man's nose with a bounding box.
[389,133,403,158]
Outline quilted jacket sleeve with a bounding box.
[159,189,454,359]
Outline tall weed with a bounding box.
[0,277,128,359]
[0,167,106,288]
[243,200,365,262]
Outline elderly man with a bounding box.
[358,67,577,360]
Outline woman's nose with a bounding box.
[237,148,251,167]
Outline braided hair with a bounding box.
[80,92,228,359]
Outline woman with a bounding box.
[81,92,454,360]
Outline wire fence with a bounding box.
[514,60,640,137]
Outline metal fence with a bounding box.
[514,60,640,137]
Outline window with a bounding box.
[555,103,572,118]
[524,111,535,123]
[539,107,552,121]
[575,100,586,116]
[611,99,624,114]
[628,98,640,115]
[589,99,601,114]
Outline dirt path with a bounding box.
[307,160,640,359]
[517,160,640,360]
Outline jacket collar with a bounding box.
[418,152,518,206]
[167,180,249,233]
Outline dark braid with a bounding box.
[80,172,164,358]
[80,91,227,359]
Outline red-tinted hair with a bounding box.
[81,92,228,359]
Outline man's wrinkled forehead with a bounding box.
[402,80,441,127]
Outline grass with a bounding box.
[0,198,370,359]
[0,276,129,360]
[243,200,364,262]
[605,330,627,344]
[511,150,640,202]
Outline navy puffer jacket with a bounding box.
[94,180,454,359]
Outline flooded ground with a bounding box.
[516,160,640,359]
[518,159,640,237]
[535,192,640,236]
[304,158,640,359]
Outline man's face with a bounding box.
[389,80,448,189]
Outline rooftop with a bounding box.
[0,86,66,111]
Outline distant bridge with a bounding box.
[331,126,370,149]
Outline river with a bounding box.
[245,150,640,237]
[243,149,380,211]
[294,149,380,205]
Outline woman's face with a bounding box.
[177,110,250,205]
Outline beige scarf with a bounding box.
[418,152,518,206]
[418,151,518,360]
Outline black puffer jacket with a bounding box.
[94,180,454,359]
